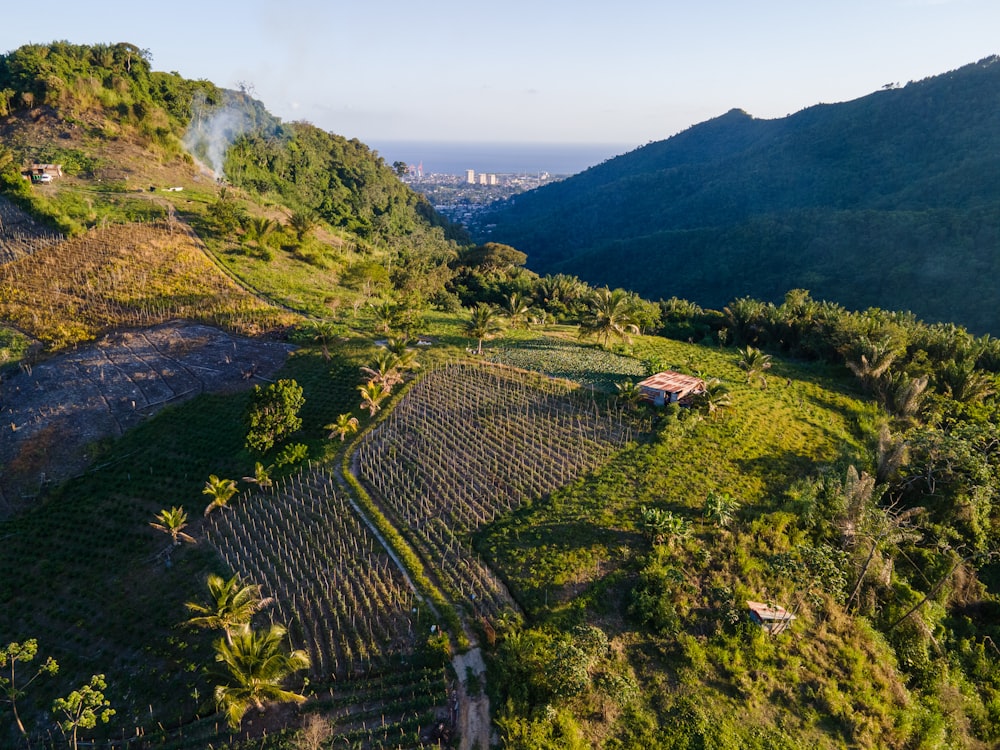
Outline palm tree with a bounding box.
[203,475,239,516]
[243,216,277,256]
[326,413,359,442]
[693,377,732,418]
[242,462,274,490]
[287,209,317,241]
[358,380,392,415]
[502,291,533,329]
[149,507,196,546]
[463,304,504,355]
[184,574,274,645]
[212,623,310,729]
[615,379,643,410]
[578,288,640,347]
[360,349,405,390]
[737,345,772,387]
[302,321,340,360]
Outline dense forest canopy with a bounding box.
[474,56,1000,333]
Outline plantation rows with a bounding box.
[204,467,420,680]
[0,197,63,263]
[356,362,637,619]
[0,219,292,348]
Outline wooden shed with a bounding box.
[636,371,706,406]
[747,600,796,635]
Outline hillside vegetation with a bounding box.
[2,41,1000,750]
[474,56,1000,333]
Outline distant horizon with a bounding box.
[368,140,635,177]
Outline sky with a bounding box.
[2,0,999,151]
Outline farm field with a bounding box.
[356,361,644,622]
[0,219,297,351]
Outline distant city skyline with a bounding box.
[2,1,999,148]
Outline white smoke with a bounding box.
[183,92,256,179]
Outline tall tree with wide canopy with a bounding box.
[212,624,310,729]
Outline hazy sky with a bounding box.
[2,0,998,149]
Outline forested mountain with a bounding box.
[474,56,1000,333]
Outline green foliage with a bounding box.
[478,58,1000,333]
[0,640,59,738]
[211,623,309,729]
[52,674,115,750]
[245,378,305,453]
[274,441,308,467]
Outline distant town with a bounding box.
[396,166,567,226]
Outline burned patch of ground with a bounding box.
[0,320,294,515]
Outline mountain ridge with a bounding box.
[475,56,1000,332]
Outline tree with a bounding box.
[358,380,392,415]
[693,377,732,418]
[502,291,533,329]
[615,379,643,410]
[243,216,277,257]
[242,462,274,490]
[149,507,196,546]
[1,639,59,739]
[299,321,340,360]
[245,379,305,453]
[737,345,772,387]
[52,674,115,750]
[639,506,690,547]
[212,624,310,730]
[287,209,317,242]
[464,304,504,355]
[184,574,274,645]
[326,413,359,442]
[360,349,405,390]
[578,288,640,347]
[202,475,239,516]
[460,242,527,275]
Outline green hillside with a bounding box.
[473,56,1000,333]
[2,41,1000,750]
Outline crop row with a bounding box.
[356,362,636,619]
[204,468,419,680]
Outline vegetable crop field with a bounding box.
[356,362,641,620]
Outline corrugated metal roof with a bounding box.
[746,600,796,621]
[637,371,706,395]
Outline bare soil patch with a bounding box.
[0,320,294,515]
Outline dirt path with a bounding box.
[452,647,491,750]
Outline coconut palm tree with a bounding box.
[326,413,359,442]
[360,349,405,390]
[358,380,392,415]
[149,507,196,546]
[184,574,274,645]
[502,291,533,329]
[578,287,640,347]
[463,304,504,355]
[693,377,732,418]
[737,345,772,387]
[202,475,239,516]
[212,623,310,729]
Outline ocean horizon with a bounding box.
[368,140,635,177]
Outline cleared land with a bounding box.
[0,321,294,514]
